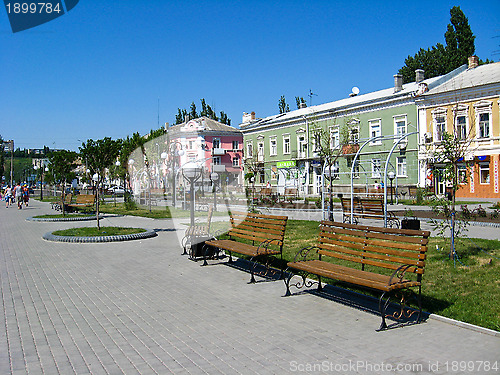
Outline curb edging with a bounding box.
[42,229,157,243]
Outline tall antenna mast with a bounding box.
[308,89,318,106]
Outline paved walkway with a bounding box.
[1,201,498,374]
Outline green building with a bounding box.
[240,71,445,198]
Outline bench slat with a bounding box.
[288,260,420,291]
[316,247,424,274]
[320,231,427,252]
[319,236,425,260]
[318,245,425,267]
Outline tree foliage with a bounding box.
[398,6,490,83]
[46,150,78,215]
[278,95,290,114]
[174,99,231,125]
[295,97,307,109]
[79,137,122,228]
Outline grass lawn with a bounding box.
[52,227,146,237]
[213,219,499,331]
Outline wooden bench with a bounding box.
[67,194,95,210]
[341,197,399,228]
[259,187,273,197]
[285,221,430,330]
[203,211,288,283]
[283,187,298,200]
[182,206,214,259]
[51,194,72,211]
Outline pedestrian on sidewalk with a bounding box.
[14,183,23,209]
[4,185,12,208]
[22,185,30,207]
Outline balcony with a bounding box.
[212,148,226,156]
[211,164,226,173]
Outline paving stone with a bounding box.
[0,200,498,374]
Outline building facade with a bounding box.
[417,58,500,199]
[240,71,449,198]
[166,117,244,191]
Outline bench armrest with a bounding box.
[256,238,281,255]
[291,245,320,262]
[388,264,414,286]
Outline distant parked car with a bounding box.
[108,185,125,196]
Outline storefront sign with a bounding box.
[277,160,296,168]
[495,159,499,194]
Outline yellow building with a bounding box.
[417,57,500,199]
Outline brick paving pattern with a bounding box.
[1,201,498,374]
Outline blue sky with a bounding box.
[1,0,499,151]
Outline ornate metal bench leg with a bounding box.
[248,256,257,284]
[201,243,210,266]
[284,269,293,296]
[317,275,323,291]
[377,291,390,331]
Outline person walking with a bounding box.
[4,185,12,208]
[23,185,30,207]
[14,183,23,209]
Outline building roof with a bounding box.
[240,66,468,131]
[423,62,500,95]
[168,117,241,134]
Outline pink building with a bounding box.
[166,117,243,191]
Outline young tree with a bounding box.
[295,97,307,109]
[310,117,355,220]
[278,95,290,114]
[80,137,122,228]
[47,150,78,216]
[427,104,474,260]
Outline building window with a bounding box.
[232,156,239,167]
[188,140,194,149]
[435,115,446,142]
[270,137,277,156]
[369,119,381,144]
[394,115,407,138]
[347,157,359,179]
[212,138,220,148]
[396,157,407,177]
[232,140,239,150]
[458,164,468,184]
[371,159,381,178]
[475,101,492,140]
[298,135,307,158]
[350,127,359,144]
[330,128,339,149]
[257,142,264,161]
[478,113,490,139]
[259,169,265,183]
[456,115,467,140]
[479,163,490,184]
[283,135,290,154]
[246,142,253,158]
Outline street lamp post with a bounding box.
[211,171,219,212]
[388,171,395,205]
[169,142,184,208]
[182,162,202,227]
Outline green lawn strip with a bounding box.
[213,219,499,331]
[52,227,146,237]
